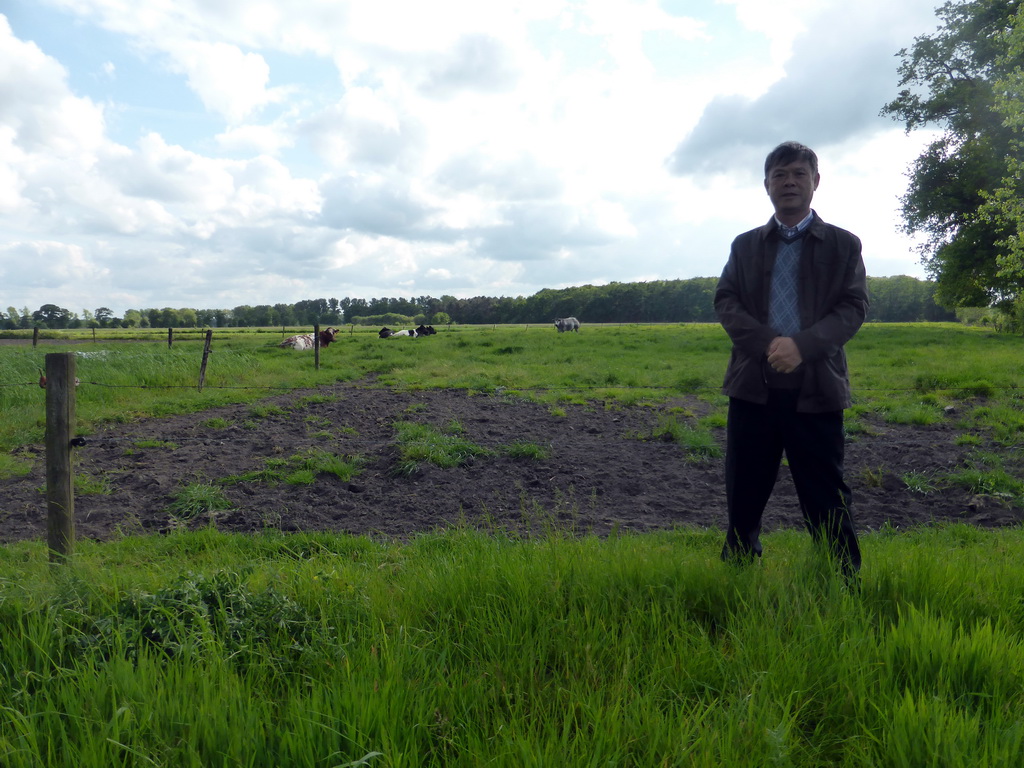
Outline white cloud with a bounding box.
[0,17,106,156]
[300,87,425,169]
[435,150,563,201]
[720,0,819,61]
[171,41,285,124]
[667,0,940,175]
[0,127,29,213]
[418,34,521,98]
[215,123,293,155]
[0,240,108,288]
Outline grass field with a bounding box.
[2,323,1024,766]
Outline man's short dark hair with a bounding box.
[764,141,818,177]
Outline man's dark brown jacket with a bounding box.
[715,213,869,413]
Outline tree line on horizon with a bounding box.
[1,275,956,331]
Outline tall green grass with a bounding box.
[1,525,1024,767]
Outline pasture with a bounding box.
[1,323,1024,765]
[2,321,1021,447]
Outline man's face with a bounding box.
[764,160,819,222]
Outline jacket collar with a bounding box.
[758,210,826,240]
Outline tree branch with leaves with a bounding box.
[883,0,1023,308]
[978,5,1024,310]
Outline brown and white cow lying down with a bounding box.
[279,327,339,350]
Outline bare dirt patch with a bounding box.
[1,383,1020,543]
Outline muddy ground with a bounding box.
[1,383,1020,544]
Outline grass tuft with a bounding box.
[392,420,491,473]
[0,451,33,481]
[167,481,233,519]
[502,441,550,460]
[648,414,723,461]
[222,449,364,486]
[74,472,115,496]
[902,471,937,495]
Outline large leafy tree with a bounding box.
[979,6,1024,296]
[883,0,1022,307]
[32,304,73,328]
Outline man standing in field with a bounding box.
[715,141,868,576]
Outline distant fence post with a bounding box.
[198,330,213,391]
[168,328,174,348]
[33,328,39,347]
[45,352,76,563]
[314,323,321,370]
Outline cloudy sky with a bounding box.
[1,0,943,317]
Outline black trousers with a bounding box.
[722,392,861,573]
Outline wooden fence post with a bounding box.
[33,327,39,347]
[198,330,213,391]
[45,352,76,563]
[314,323,321,370]
[168,328,174,348]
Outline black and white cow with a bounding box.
[379,327,395,338]
[384,325,437,338]
[280,327,339,350]
[554,317,580,333]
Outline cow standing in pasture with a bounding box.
[554,317,580,333]
[279,327,339,350]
